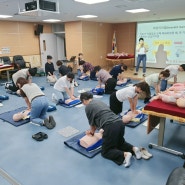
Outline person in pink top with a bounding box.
[94,65,117,94]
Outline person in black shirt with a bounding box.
[45,55,57,83]
[56,60,71,76]
[110,63,127,80]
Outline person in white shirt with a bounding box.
[109,82,150,115]
[134,38,148,77]
[160,64,185,91]
[52,72,76,103]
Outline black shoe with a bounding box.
[43,118,54,129]
[134,72,138,75]
[49,115,56,128]
[32,132,48,141]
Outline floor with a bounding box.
[0,67,185,185]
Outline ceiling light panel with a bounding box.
[126,8,150,13]
[74,0,109,4]
[77,15,98,18]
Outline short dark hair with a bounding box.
[78,53,83,56]
[80,92,93,102]
[67,72,75,80]
[47,55,52,59]
[56,60,63,66]
[93,65,101,72]
[79,60,85,65]
[121,63,127,71]
[28,67,37,76]
[180,64,185,71]
[139,38,144,42]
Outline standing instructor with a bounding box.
[134,38,148,77]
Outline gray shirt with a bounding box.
[12,69,30,85]
[96,69,112,84]
[85,99,120,129]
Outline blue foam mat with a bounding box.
[122,105,148,128]
[58,100,82,108]
[64,132,102,158]
[77,76,89,81]
[0,107,30,127]
[117,78,131,87]
[125,114,148,128]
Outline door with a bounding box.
[40,33,57,69]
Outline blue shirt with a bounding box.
[109,65,123,79]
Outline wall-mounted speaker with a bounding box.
[34,24,43,36]
[25,1,37,11]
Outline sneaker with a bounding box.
[52,93,58,103]
[140,147,152,158]
[5,82,10,89]
[74,81,79,87]
[134,147,142,159]
[134,72,138,75]
[43,118,54,129]
[124,152,132,168]
[49,115,56,128]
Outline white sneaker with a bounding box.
[5,82,10,89]
[134,147,142,159]
[74,81,79,87]
[52,93,58,103]
[124,152,132,168]
[140,147,153,158]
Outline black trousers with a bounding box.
[104,78,117,94]
[101,120,133,165]
[109,91,123,114]
[8,80,19,92]
[90,71,97,81]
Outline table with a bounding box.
[142,99,185,158]
[0,64,14,81]
[106,57,135,68]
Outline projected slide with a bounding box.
[137,20,185,68]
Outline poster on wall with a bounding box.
[136,20,185,68]
[1,47,10,54]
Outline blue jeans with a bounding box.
[77,69,82,77]
[136,54,146,73]
[53,89,69,102]
[160,79,167,91]
[30,96,49,125]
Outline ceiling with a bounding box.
[0,0,185,23]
